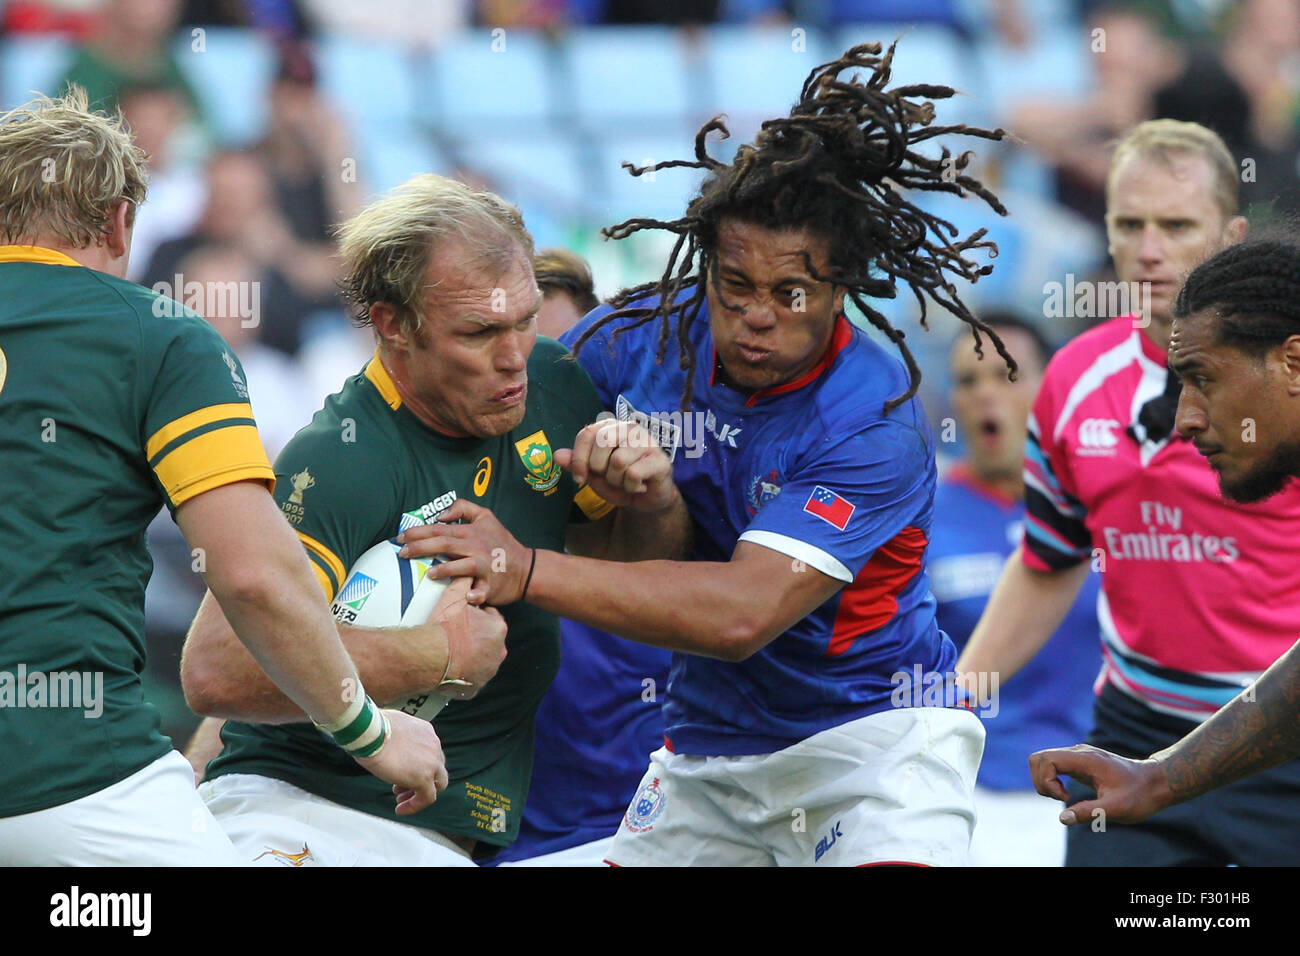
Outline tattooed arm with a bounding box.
[1028,642,1300,824]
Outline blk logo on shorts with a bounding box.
[814,820,843,862]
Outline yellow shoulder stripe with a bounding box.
[147,402,256,460]
[575,484,614,522]
[296,531,346,593]
[156,426,272,505]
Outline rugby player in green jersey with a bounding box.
[179,175,692,866]
[0,91,448,866]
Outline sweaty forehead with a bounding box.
[714,220,831,275]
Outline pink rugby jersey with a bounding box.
[1022,315,1300,722]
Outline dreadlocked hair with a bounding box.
[1176,237,1300,357]
[571,40,1014,413]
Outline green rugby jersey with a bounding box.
[207,337,612,848]
[0,245,274,816]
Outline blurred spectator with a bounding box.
[298,0,467,47]
[533,246,599,338]
[476,0,571,29]
[172,242,314,455]
[931,314,1100,866]
[255,41,362,244]
[1009,4,1180,222]
[141,149,339,355]
[3,0,103,36]
[1154,0,1300,216]
[119,81,205,280]
[179,0,309,35]
[56,0,204,118]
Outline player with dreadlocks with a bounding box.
[402,42,1013,866]
[1030,235,1300,827]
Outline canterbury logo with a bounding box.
[253,844,312,866]
[1078,418,1121,449]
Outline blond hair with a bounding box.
[337,174,535,338]
[0,87,148,247]
[1107,119,1239,219]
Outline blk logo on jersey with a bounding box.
[803,485,854,530]
[1077,418,1121,456]
[705,409,741,448]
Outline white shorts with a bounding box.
[199,773,476,867]
[495,834,616,867]
[0,751,242,866]
[606,707,985,867]
[968,785,1067,867]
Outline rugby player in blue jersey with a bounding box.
[402,42,1014,866]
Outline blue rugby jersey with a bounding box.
[562,295,960,756]
[929,464,1101,790]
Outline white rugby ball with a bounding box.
[330,538,450,721]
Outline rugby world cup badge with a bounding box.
[515,429,563,494]
[624,777,666,833]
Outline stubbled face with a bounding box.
[1171,309,1300,503]
[706,219,845,392]
[948,327,1044,483]
[386,241,541,438]
[1105,154,1234,341]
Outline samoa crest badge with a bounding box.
[514,429,563,494]
[624,777,666,833]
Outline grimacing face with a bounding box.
[948,326,1045,484]
[1105,153,1239,338]
[381,240,541,439]
[1171,309,1300,503]
[706,219,846,392]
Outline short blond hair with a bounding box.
[0,87,148,247]
[337,174,535,338]
[1107,119,1239,219]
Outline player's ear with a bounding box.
[1224,215,1248,246]
[832,285,846,316]
[370,302,408,349]
[1281,334,1300,396]
[105,199,131,260]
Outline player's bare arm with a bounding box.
[176,480,453,811]
[954,545,1093,692]
[403,503,841,661]
[1030,636,1300,825]
[181,573,507,723]
[558,418,693,562]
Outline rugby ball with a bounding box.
[330,538,451,721]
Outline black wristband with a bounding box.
[521,547,538,600]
